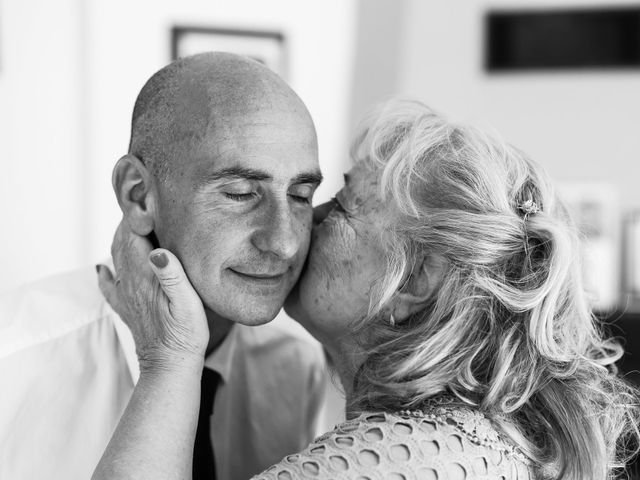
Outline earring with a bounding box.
[389,314,396,327]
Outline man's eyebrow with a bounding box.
[196,166,272,188]
[195,167,323,189]
[293,171,323,185]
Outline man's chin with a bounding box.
[203,300,283,327]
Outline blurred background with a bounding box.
[1,0,640,312]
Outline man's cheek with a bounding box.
[289,235,311,277]
[294,212,314,253]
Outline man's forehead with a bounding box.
[164,81,319,187]
[189,111,317,160]
[169,68,311,137]
[192,124,317,163]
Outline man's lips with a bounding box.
[228,268,288,279]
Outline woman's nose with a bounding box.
[313,200,334,226]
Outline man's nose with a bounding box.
[252,201,302,260]
[312,200,334,226]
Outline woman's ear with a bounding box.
[391,253,447,323]
[112,154,156,236]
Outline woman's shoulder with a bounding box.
[254,398,536,480]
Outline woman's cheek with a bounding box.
[317,220,357,280]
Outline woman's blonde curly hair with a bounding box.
[350,99,640,480]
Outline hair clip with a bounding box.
[518,198,540,216]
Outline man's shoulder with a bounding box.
[0,267,109,358]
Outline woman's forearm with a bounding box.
[92,361,203,480]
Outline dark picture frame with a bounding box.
[171,26,287,79]
[485,6,640,72]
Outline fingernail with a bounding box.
[150,252,168,269]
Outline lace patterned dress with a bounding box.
[253,399,536,480]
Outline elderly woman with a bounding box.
[94,100,639,480]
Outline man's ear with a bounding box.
[391,253,447,324]
[112,154,156,236]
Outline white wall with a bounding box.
[348,0,407,131]
[0,0,358,291]
[398,0,640,207]
[0,0,85,292]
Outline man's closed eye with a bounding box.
[288,185,315,204]
[225,192,258,201]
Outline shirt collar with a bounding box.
[109,302,140,384]
[108,293,238,385]
[99,258,142,384]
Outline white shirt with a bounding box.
[0,267,329,480]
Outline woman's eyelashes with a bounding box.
[331,197,348,214]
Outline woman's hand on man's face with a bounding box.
[96,220,210,375]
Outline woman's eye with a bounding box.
[224,192,257,201]
[331,197,347,213]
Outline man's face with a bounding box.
[153,108,320,325]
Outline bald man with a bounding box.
[0,53,327,480]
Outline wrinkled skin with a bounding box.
[285,161,391,347]
[98,221,209,370]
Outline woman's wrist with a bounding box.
[138,347,205,378]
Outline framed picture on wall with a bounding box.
[171,26,287,79]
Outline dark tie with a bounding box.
[193,368,220,480]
